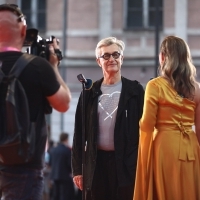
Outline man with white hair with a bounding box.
[72,37,144,200]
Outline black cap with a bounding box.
[0,4,25,22]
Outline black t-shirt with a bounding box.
[0,51,60,120]
[0,51,60,169]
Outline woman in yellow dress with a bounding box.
[133,36,200,200]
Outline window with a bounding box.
[18,0,46,32]
[125,0,163,29]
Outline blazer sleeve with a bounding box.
[71,93,83,177]
[138,83,145,120]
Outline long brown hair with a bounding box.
[159,36,197,99]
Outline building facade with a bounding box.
[1,0,200,144]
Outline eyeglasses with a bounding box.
[0,4,26,23]
[99,52,121,60]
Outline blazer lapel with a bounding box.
[116,77,139,118]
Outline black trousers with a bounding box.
[87,150,133,200]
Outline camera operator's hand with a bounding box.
[49,38,61,67]
[47,38,71,112]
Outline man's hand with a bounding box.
[46,37,71,113]
[49,38,61,67]
[73,175,83,190]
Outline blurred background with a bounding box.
[1,0,200,146]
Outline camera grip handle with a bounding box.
[54,49,63,62]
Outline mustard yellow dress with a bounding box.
[133,77,200,200]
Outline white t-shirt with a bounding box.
[97,81,122,151]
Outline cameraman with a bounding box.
[0,4,71,200]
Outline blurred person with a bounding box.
[0,4,71,200]
[49,133,75,200]
[72,37,144,200]
[133,36,200,200]
[43,140,55,200]
[46,140,55,200]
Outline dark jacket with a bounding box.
[49,143,72,181]
[72,76,144,190]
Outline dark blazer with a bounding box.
[72,76,144,190]
[49,143,72,181]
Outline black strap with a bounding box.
[9,53,36,78]
[0,68,4,83]
[0,54,36,83]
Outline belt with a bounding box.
[177,122,195,161]
[156,123,195,161]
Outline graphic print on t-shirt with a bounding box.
[98,91,121,121]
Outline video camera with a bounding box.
[23,28,63,63]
